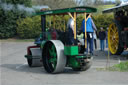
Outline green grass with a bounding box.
[0,38,35,42]
[95,4,115,14]
[97,61,128,72]
[109,61,128,72]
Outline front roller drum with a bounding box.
[27,48,43,67]
[42,40,66,73]
[73,57,92,71]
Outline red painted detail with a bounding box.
[124,45,127,49]
[51,31,57,40]
[124,28,128,31]
[27,46,40,55]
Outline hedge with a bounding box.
[16,14,114,39]
[93,14,114,31]
[17,16,41,39]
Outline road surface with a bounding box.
[0,41,128,85]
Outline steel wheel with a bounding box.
[73,59,92,71]
[48,44,57,69]
[27,51,32,67]
[42,40,66,73]
[108,23,124,55]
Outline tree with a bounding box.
[1,0,32,7]
[0,0,32,38]
[115,0,121,5]
[82,0,95,6]
[74,0,105,6]
[32,0,76,9]
[94,0,104,5]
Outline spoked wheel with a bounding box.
[42,40,66,73]
[108,23,124,55]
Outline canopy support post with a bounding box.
[74,12,77,39]
[84,13,87,48]
[68,12,75,21]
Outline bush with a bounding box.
[16,14,114,39]
[0,9,17,38]
[17,16,41,39]
[0,0,32,39]
[93,14,114,31]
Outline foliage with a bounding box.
[1,0,32,7]
[32,0,76,9]
[95,5,115,14]
[93,14,114,31]
[0,9,17,38]
[0,0,32,39]
[17,16,41,39]
[109,61,128,72]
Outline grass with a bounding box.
[109,61,128,72]
[97,61,128,72]
[95,4,115,14]
[0,38,35,42]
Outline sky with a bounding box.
[106,0,128,2]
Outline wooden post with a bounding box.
[84,13,87,48]
[74,12,76,39]
[68,12,76,39]
[68,12,75,21]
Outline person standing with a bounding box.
[99,27,106,51]
[106,27,109,48]
[67,17,75,45]
[81,14,97,55]
[93,31,97,49]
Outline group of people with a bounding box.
[67,14,108,55]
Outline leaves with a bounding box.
[0,0,32,39]
[93,14,114,31]
[17,16,41,39]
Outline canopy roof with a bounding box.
[36,6,97,15]
[103,4,128,13]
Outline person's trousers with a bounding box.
[106,39,108,48]
[84,32,94,54]
[100,40,105,51]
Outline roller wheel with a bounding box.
[108,23,124,55]
[27,51,32,67]
[73,59,92,71]
[42,40,66,73]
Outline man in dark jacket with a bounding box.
[99,27,106,51]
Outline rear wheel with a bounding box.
[73,59,92,71]
[42,40,66,73]
[108,23,124,55]
[27,51,32,67]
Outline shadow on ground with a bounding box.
[93,50,128,61]
[1,64,81,75]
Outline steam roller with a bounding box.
[24,6,96,73]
